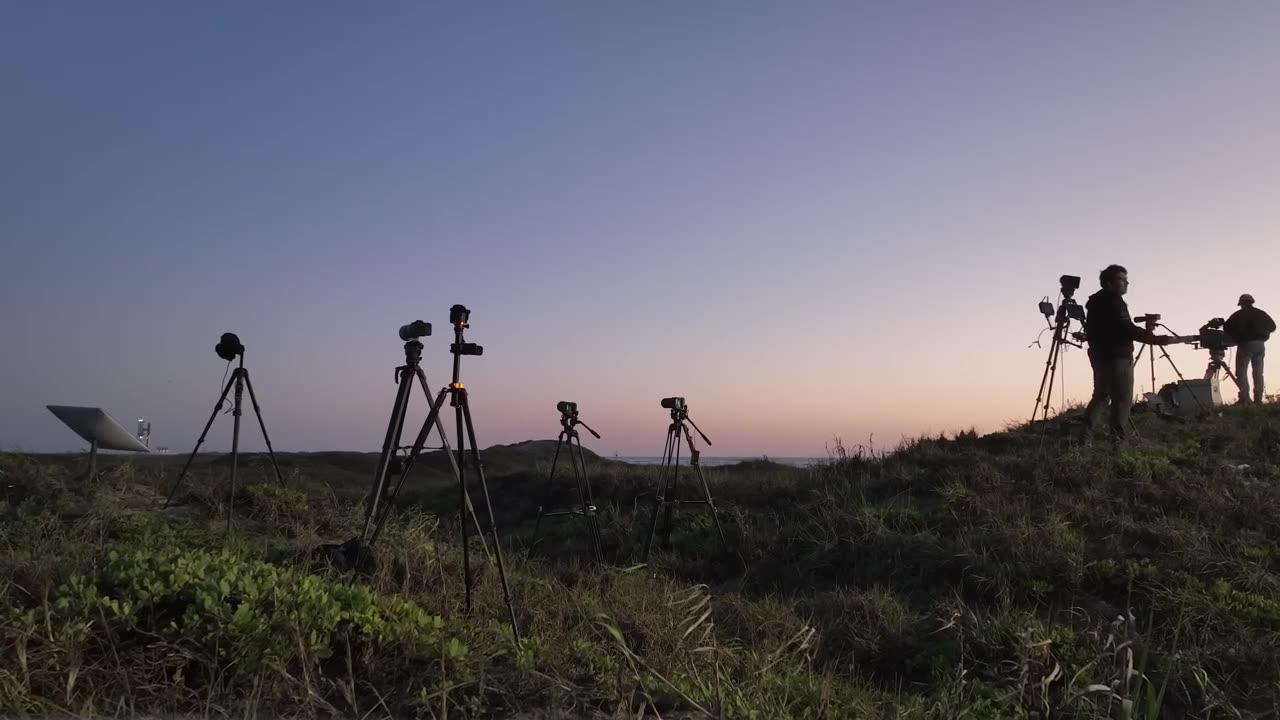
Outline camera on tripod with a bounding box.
[398,321,431,341]
[1196,318,1234,350]
[661,396,685,411]
[450,304,471,327]
[215,332,244,361]
[1060,274,1081,293]
[1134,313,1160,325]
[557,401,578,417]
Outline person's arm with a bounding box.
[1262,310,1277,335]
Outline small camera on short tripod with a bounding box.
[661,396,685,411]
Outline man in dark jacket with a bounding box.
[1082,265,1170,439]
[1225,293,1276,404]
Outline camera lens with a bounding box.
[398,320,431,341]
[557,401,577,415]
[661,396,685,410]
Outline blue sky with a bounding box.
[3,3,1279,456]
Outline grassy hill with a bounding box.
[2,405,1279,718]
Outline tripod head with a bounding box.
[448,304,483,358]
[447,304,483,405]
[661,397,712,446]
[557,401,601,438]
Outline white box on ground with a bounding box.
[1162,378,1222,414]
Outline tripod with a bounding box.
[1133,320,1202,411]
[368,306,519,642]
[1032,294,1084,424]
[641,400,728,563]
[354,329,480,562]
[164,348,285,535]
[1204,347,1239,388]
[529,403,604,562]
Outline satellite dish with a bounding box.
[46,405,150,482]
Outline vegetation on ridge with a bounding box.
[2,403,1280,717]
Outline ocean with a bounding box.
[611,456,826,468]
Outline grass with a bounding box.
[2,403,1280,717]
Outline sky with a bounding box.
[3,2,1279,457]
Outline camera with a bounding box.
[661,396,685,411]
[450,304,471,327]
[451,342,483,356]
[398,320,431,341]
[557,401,578,416]
[1134,313,1160,325]
[1196,318,1234,350]
[215,332,244,361]
[1059,275,1081,292]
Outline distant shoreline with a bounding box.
[613,456,825,468]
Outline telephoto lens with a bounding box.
[398,320,432,341]
[660,396,685,410]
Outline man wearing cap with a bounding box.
[1224,294,1276,404]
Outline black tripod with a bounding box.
[641,398,728,563]
[1203,347,1239,388]
[354,322,480,561]
[529,402,604,562]
[164,334,285,535]
[1032,291,1085,424]
[367,306,518,642]
[1133,318,1202,411]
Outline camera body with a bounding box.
[1196,318,1235,351]
[1134,313,1160,326]
[450,304,471,327]
[215,332,244,361]
[398,320,431,341]
[661,396,685,411]
[451,342,483,356]
[557,401,578,416]
[1059,275,1081,292]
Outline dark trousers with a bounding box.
[1084,350,1135,438]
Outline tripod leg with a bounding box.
[242,371,286,488]
[685,428,728,552]
[227,370,246,536]
[573,433,604,563]
[371,377,489,560]
[528,433,567,559]
[641,427,677,563]
[662,430,683,550]
[1040,331,1065,423]
[1156,347,1202,411]
[455,391,474,615]
[459,391,520,643]
[1033,321,1066,423]
[165,371,237,508]
[360,367,416,543]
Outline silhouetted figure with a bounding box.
[1225,293,1275,404]
[1082,265,1170,440]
